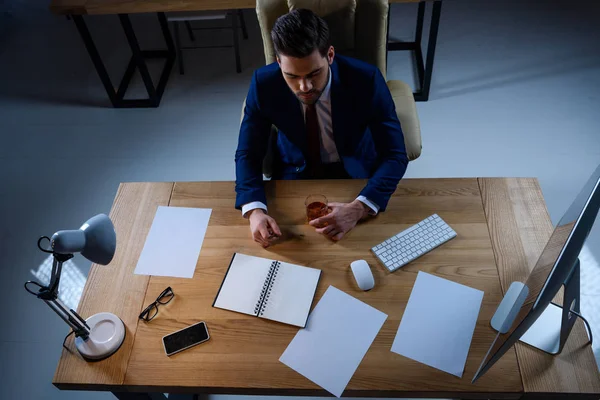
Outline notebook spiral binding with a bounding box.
[254,261,281,316]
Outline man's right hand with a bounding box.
[248,209,282,248]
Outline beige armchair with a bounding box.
[244,0,422,176]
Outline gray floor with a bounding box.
[1,0,599,399]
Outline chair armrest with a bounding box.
[387,80,422,161]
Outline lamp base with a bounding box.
[75,312,125,360]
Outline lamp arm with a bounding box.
[24,252,88,339]
[47,254,73,297]
[45,298,91,339]
[34,236,73,300]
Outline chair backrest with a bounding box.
[256,0,389,79]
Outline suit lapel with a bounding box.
[330,59,348,155]
[276,72,308,155]
[274,60,348,158]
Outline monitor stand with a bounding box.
[490,259,587,355]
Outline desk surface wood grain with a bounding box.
[53,182,174,390]
[127,179,522,397]
[51,0,425,16]
[52,178,599,397]
[479,178,600,395]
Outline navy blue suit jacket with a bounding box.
[235,55,408,212]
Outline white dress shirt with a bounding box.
[242,68,380,218]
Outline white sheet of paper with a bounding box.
[391,271,484,377]
[134,206,211,278]
[279,286,387,397]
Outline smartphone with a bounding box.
[162,321,210,356]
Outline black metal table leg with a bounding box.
[155,12,176,98]
[387,0,442,102]
[119,14,158,103]
[184,21,195,41]
[231,12,242,73]
[413,1,426,89]
[238,9,248,39]
[72,13,175,108]
[72,14,119,107]
[418,0,442,101]
[173,21,185,75]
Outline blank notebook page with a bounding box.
[261,261,321,327]
[213,253,270,316]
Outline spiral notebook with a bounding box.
[213,253,322,327]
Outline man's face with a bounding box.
[277,46,335,105]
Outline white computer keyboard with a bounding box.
[371,214,457,272]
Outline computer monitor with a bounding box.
[472,163,600,383]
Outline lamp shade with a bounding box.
[51,214,116,265]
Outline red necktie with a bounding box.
[305,104,321,177]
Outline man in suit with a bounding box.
[235,9,408,247]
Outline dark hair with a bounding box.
[271,9,330,58]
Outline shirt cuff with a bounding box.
[356,196,379,215]
[241,201,268,218]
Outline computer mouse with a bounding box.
[350,260,375,291]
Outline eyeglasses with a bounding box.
[139,286,174,321]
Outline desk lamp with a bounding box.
[24,214,125,360]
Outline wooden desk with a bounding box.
[53,179,600,399]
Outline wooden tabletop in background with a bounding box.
[53,178,600,398]
[50,0,427,16]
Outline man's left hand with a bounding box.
[309,200,371,241]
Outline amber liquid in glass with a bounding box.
[307,201,328,222]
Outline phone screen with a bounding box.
[163,321,209,356]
